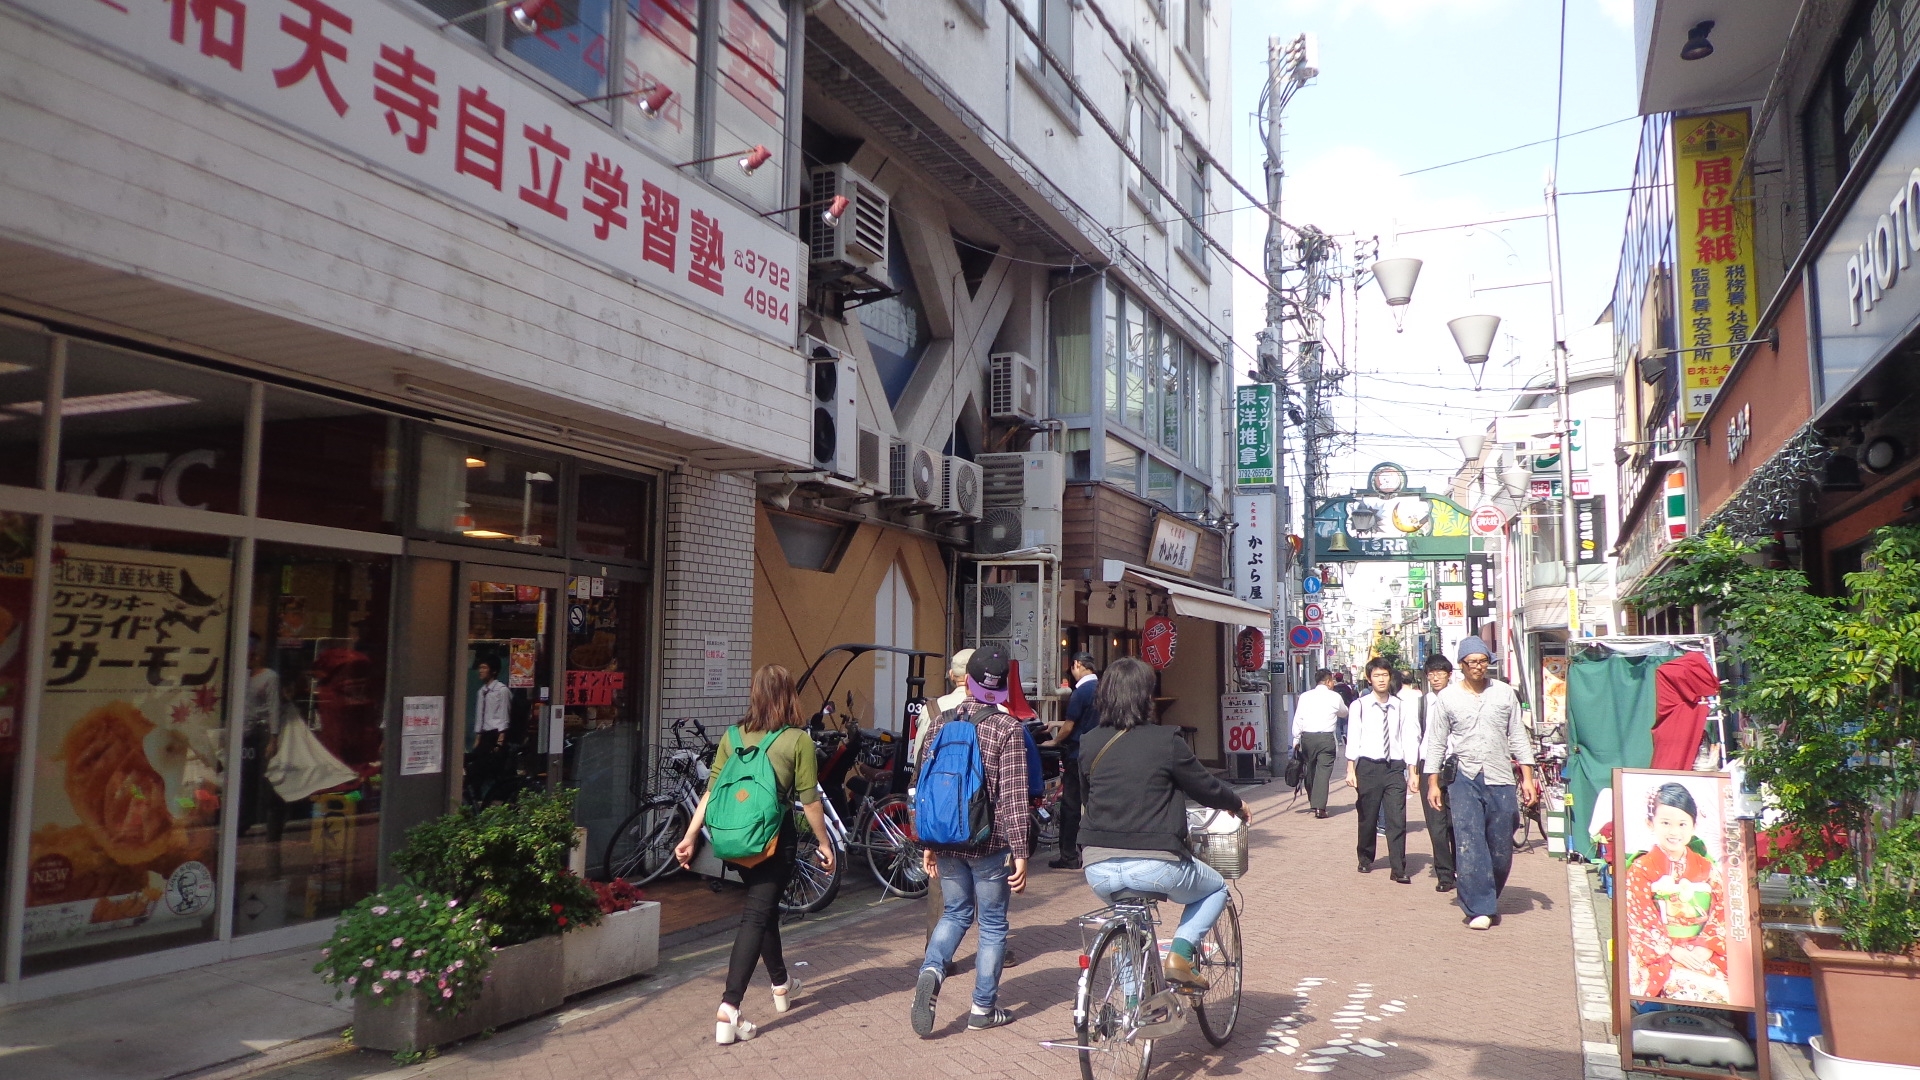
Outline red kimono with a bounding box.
[1623,844,1730,1002]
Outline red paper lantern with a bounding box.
[1142,616,1178,669]
[1235,627,1267,671]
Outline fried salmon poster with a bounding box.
[26,545,231,958]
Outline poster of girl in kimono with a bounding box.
[1617,772,1755,1008]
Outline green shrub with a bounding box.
[313,885,491,1014]
[391,788,601,947]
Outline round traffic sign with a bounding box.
[1470,504,1506,537]
[1288,625,1314,649]
[1302,575,1323,594]
[1303,602,1323,623]
[1306,626,1324,646]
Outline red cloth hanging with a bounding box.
[1652,651,1719,770]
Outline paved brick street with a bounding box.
[259,776,1583,1080]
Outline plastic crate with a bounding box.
[1765,973,1818,1010]
[1766,1005,1822,1045]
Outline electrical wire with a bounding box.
[1398,116,1637,177]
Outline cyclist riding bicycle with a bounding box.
[1077,656,1249,991]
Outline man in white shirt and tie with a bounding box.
[1289,669,1348,818]
[1346,656,1420,882]
[468,658,512,803]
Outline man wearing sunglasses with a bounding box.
[1421,637,1537,930]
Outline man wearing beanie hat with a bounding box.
[1420,636,1537,930]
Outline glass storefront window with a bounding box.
[505,0,614,101]
[233,545,391,936]
[259,389,401,534]
[58,343,250,515]
[621,0,702,161]
[0,512,34,977]
[0,326,50,489]
[464,579,555,807]
[25,524,236,974]
[560,574,646,863]
[416,433,564,548]
[709,0,789,211]
[574,470,653,563]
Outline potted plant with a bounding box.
[1639,526,1920,1068]
[563,877,659,997]
[321,789,605,1056]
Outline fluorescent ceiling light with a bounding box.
[9,390,198,417]
[462,528,515,540]
[465,456,487,468]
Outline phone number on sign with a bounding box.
[733,249,792,292]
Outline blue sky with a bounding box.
[1224,0,1640,494]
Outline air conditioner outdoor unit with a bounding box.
[856,428,886,489]
[941,456,983,520]
[888,439,941,509]
[806,336,859,480]
[806,164,890,291]
[974,506,1062,554]
[971,582,1041,670]
[988,352,1042,421]
[977,451,1066,513]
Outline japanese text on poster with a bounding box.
[1673,110,1756,421]
[1235,385,1275,487]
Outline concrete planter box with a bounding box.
[562,902,661,997]
[352,934,564,1053]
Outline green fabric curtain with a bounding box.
[1565,649,1671,858]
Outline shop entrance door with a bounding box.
[456,564,565,809]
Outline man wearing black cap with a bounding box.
[1422,637,1537,929]
[911,644,1031,1035]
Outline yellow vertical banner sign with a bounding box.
[1672,110,1756,421]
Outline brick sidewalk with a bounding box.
[261,774,1584,1080]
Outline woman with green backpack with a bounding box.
[674,664,835,1045]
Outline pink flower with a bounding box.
[447,899,459,908]
[412,949,427,958]
[442,989,453,998]
[372,982,385,994]
[390,937,405,948]
[452,959,464,970]
[361,959,374,968]
[320,948,331,958]
[371,906,389,915]
[408,971,424,984]
[346,976,358,986]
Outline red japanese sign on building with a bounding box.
[1673,111,1755,422]
[29,0,802,344]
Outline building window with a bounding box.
[1178,0,1208,68]
[1128,91,1164,209]
[1017,0,1075,110]
[58,342,252,516]
[0,324,51,489]
[710,0,790,211]
[1104,436,1139,492]
[1050,275,1095,416]
[1063,428,1092,480]
[1145,458,1178,505]
[1802,0,1920,223]
[1124,296,1150,431]
[415,433,565,549]
[260,389,401,535]
[859,219,934,408]
[621,0,704,165]
[1178,144,1209,266]
[1102,286,1216,476]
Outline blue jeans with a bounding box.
[1084,856,1229,946]
[1448,771,1518,919]
[921,850,1012,1009]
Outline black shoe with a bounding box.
[911,968,941,1037]
[1390,874,1413,885]
[1357,860,1372,873]
[1435,880,1457,893]
[1313,809,1329,819]
[1048,856,1081,870]
[967,1007,1014,1030]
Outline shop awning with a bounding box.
[1122,569,1272,627]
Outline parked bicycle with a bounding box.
[600,717,716,885]
[782,715,928,912]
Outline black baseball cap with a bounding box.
[966,643,1013,704]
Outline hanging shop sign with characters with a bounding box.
[26,545,232,960]
[1235,385,1276,486]
[1672,111,1756,421]
[1313,487,1472,562]
[21,0,805,344]
[1148,515,1200,576]
[1232,492,1277,608]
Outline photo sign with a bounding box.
[19,0,806,344]
[1235,385,1275,486]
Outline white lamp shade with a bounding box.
[1458,432,1486,462]
[1371,258,1422,307]
[1501,465,1532,496]
[1448,314,1502,365]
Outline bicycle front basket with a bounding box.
[1185,808,1249,879]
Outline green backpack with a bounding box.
[704,727,789,866]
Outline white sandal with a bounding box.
[715,1002,757,1045]
[772,976,802,1014]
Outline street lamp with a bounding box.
[1458,432,1486,462]
[1370,258,1423,332]
[1447,315,1502,387]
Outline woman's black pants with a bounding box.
[722,828,797,1008]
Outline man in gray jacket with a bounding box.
[1422,637,1537,930]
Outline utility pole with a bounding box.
[1258,36,1291,752]
[1544,174,1581,637]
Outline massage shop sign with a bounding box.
[19,0,804,344]
[27,546,232,958]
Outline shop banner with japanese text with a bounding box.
[1672,111,1755,421]
[1235,385,1275,486]
[1232,492,1277,608]
[26,545,232,958]
[15,0,804,344]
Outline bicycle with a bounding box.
[801,715,930,904]
[600,718,715,885]
[781,783,848,914]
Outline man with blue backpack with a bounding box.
[910,643,1031,1036]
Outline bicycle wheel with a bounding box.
[859,795,928,899]
[601,801,687,886]
[1194,899,1243,1046]
[1077,921,1154,1080]
[780,821,842,914]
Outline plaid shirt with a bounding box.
[917,699,1031,858]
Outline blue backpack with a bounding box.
[915,709,998,849]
